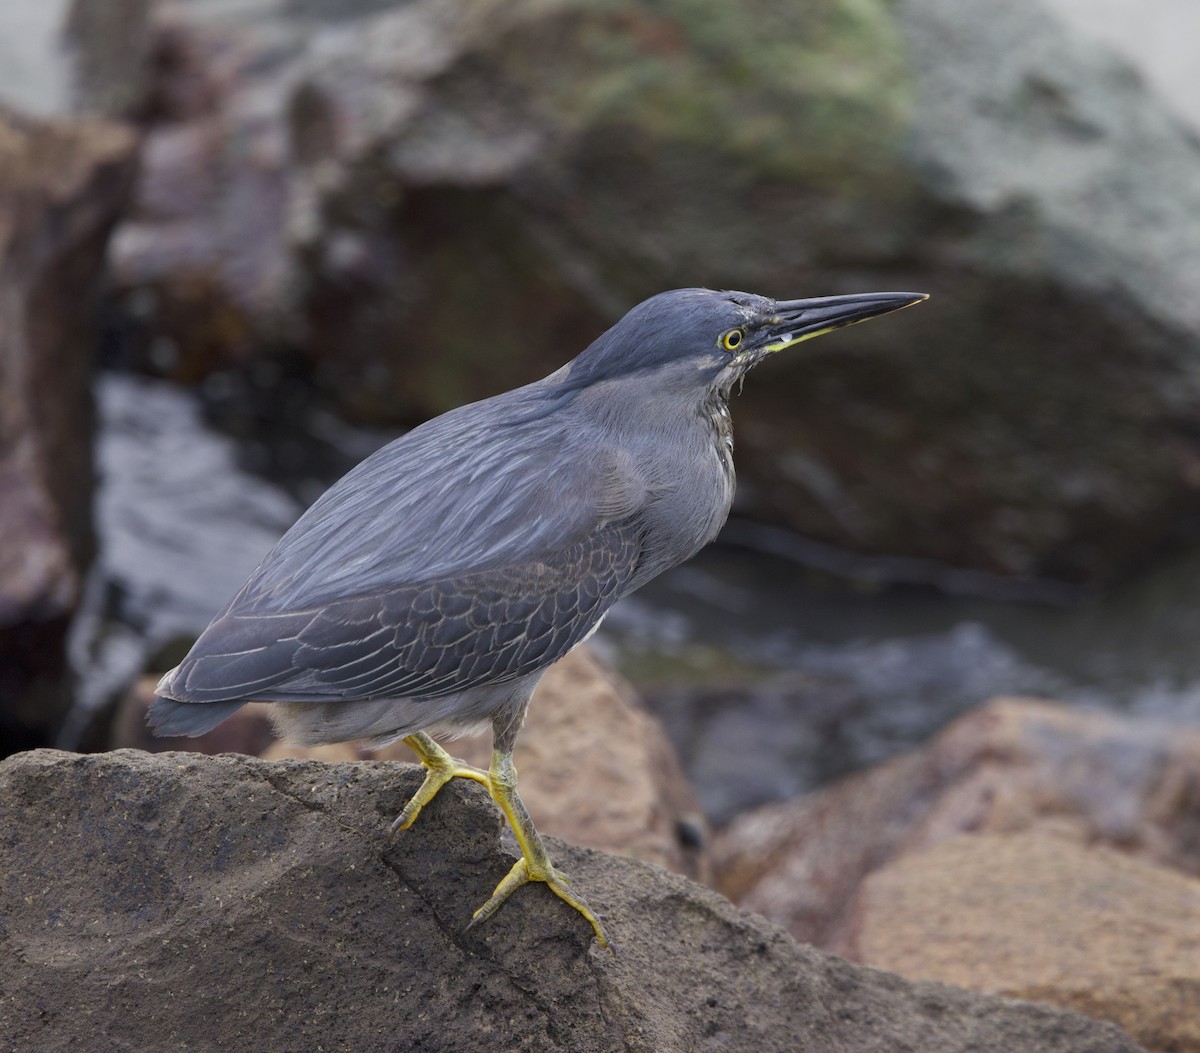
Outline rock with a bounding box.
[1042,0,1200,132]
[741,0,1200,583]
[119,648,710,882]
[0,106,137,750]
[68,373,308,731]
[52,0,1200,582]
[713,697,1200,951]
[0,748,1145,1053]
[847,832,1200,1053]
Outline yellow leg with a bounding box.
[467,747,610,949]
[387,731,491,837]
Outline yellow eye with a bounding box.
[721,328,744,352]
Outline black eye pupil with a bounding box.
[727,330,741,347]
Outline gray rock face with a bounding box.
[0,748,1144,1052]
[742,0,1200,582]
[1042,0,1200,134]
[900,0,1200,339]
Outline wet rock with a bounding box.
[53,0,1200,582]
[68,372,307,731]
[713,698,1200,950]
[848,832,1200,1053]
[0,748,1146,1053]
[119,648,710,882]
[0,106,137,750]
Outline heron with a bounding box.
[149,286,928,947]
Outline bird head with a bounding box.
[564,287,928,402]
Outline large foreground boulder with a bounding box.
[0,749,1143,1052]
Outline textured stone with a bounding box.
[0,748,1145,1053]
[848,832,1200,1053]
[1043,0,1200,132]
[714,698,1200,951]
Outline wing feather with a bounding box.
[157,382,652,709]
[233,386,647,612]
[159,519,643,705]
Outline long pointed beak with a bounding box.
[761,291,928,353]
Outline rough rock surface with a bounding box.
[848,832,1200,1053]
[116,648,710,881]
[54,0,1200,582]
[713,697,1200,950]
[0,106,137,749]
[0,748,1144,1053]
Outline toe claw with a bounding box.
[387,807,418,839]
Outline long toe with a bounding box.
[542,866,609,948]
[467,857,610,948]
[388,759,492,838]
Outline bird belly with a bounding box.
[268,671,543,748]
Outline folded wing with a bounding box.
[158,519,643,705]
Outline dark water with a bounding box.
[598,545,1200,819]
[71,372,1200,821]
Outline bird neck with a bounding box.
[705,390,736,481]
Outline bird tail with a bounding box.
[146,697,247,737]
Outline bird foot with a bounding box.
[467,855,610,949]
[388,750,491,838]
[391,734,609,948]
